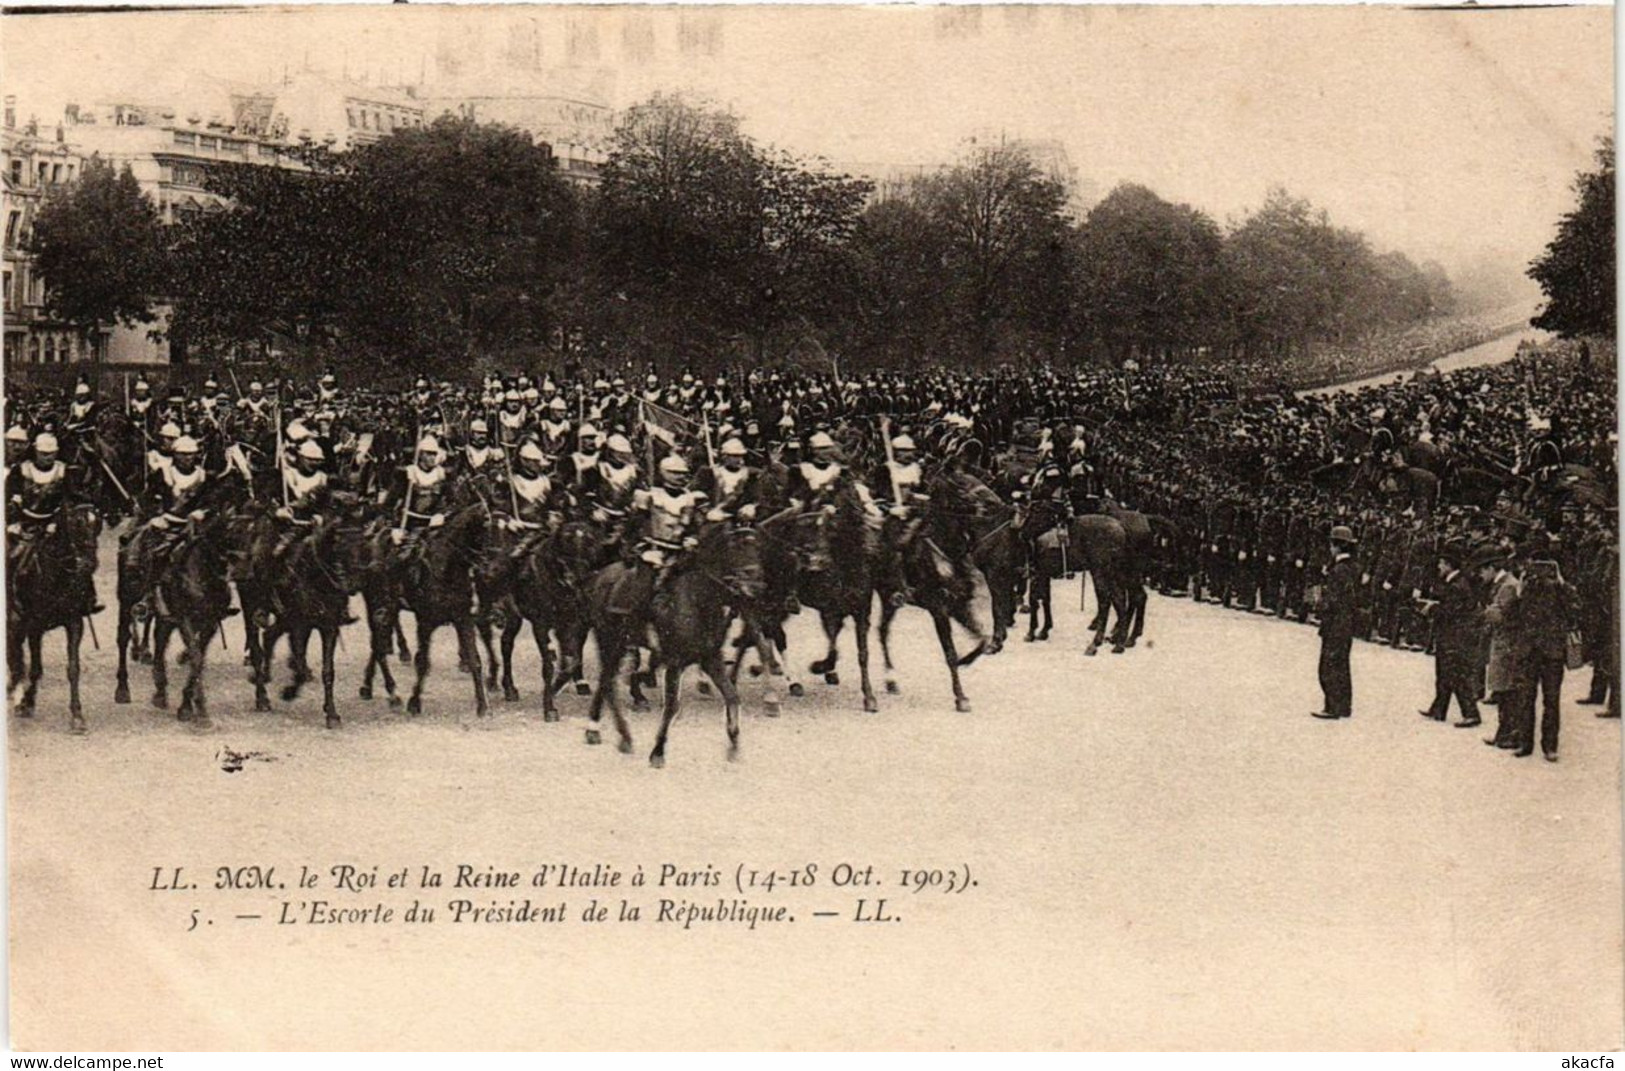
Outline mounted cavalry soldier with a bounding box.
[131,435,212,617]
[6,431,100,617]
[459,419,505,494]
[608,453,706,617]
[62,380,98,445]
[239,381,272,421]
[869,432,929,601]
[145,421,183,498]
[498,389,532,448]
[273,439,332,565]
[786,431,853,572]
[487,440,568,586]
[568,423,602,491]
[128,378,155,424]
[579,433,643,532]
[696,436,762,524]
[5,424,30,468]
[538,395,572,457]
[391,435,453,542]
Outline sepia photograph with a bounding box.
[1,1,1619,1053]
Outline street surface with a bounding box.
[9,546,1621,1048]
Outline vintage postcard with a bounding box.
[2,2,1618,1052]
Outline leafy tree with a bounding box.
[1530,136,1614,338]
[1072,183,1226,361]
[913,141,1070,365]
[29,156,165,331]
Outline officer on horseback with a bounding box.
[460,419,505,487]
[610,454,707,618]
[6,432,101,617]
[870,432,929,602]
[63,380,98,444]
[697,436,761,524]
[491,440,568,582]
[273,439,333,566]
[133,435,214,618]
[538,396,572,457]
[239,381,272,420]
[6,424,30,468]
[581,433,643,533]
[128,378,155,423]
[391,435,452,545]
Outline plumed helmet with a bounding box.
[721,437,748,457]
[605,433,633,455]
[159,422,182,439]
[809,431,836,450]
[505,390,522,402]
[659,454,691,477]
[891,434,916,451]
[518,441,547,463]
[298,440,325,461]
[74,382,91,396]
[469,418,489,434]
[286,420,311,442]
[416,436,441,456]
[33,433,58,453]
[578,423,599,440]
[172,436,201,455]
[6,425,29,443]
[548,396,567,412]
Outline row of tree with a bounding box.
[33,93,1470,374]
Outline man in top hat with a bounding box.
[1418,540,1483,727]
[1312,524,1361,720]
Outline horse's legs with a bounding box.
[282,625,312,702]
[585,635,616,744]
[813,608,844,684]
[950,596,989,667]
[878,600,901,696]
[65,618,85,733]
[318,626,339,728]
[478,612,500,690]
[1084,573,1110,656]
[395,618,411,664]
[184,622,211,728]
[706,650,743,761]
[8,624,24,705]
[455,620,489,719]
[114,601,132,704]
[499,616,521,702]
[151,619,171,707]
[406,619,431,716]
[253,623,280,712]
[775,623,804,698]
[649,661,683,768]
[629,647,652,713]
[928,608,971,712]
[17,630,42,716]
[1108,578,1132,654]
[854,605,878,713]
[534,620,558,722]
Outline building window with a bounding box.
[63,165,73,181]
[37,162,47,182]
[347,109,356,128]
[8,159,21,186]
[51,164,61,183]
[2,271,10,308]
[30,337,41,364]
[174,131,197,146]
[5,211,18,250]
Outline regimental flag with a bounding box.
[640,397,698,449]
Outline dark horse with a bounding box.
[8,503,100,733]
[491,519,602,722]
[246,496,368,728]
[399,502,493,721]
[146,504,240,727]
[874,474,991,713]
[1068,513,1136,656]
[114,474,241,720]
[582,521,764,764]
[798,483,883,713]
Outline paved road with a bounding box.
[10,551,1621,1048]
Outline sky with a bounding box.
[2,3,1613,290]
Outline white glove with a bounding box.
[274,507,292,522]
[821,504,837,517]
[188,509,206,522]
[888,505,908,519]
[390,528,405,545]
[5,524,19,535]
[150,515,171,530]
[683,536,699,550]
[591,508,608,524]
[739,504,757,521]
[429,513,445,528]
[706,507,728,523]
